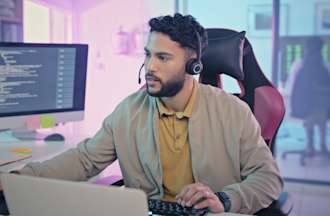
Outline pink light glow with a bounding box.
[24,0,73,43]
[23,1,50,42]
[23,0,174,135]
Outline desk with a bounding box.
[0,135,119,181]
[0,138,252,216]
[0,139,81,173]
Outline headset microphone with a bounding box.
[138,63,144,84]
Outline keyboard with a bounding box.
[148,199,208,216]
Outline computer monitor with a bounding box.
[0,43,88,139]
[279,35,330,87]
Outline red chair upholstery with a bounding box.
[200,28,285,153]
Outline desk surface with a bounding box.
[0,140,77,172]
[0,131,88,172]
[0,135,252,216]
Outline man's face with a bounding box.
[144,32,188,97]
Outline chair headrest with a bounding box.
[201,29,246,80]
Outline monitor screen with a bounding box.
[279,35,330,87]
[0,43,88,132]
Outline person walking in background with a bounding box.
[290,36,330,156]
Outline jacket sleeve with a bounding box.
[222,107,284,214]
[17,115,117,181]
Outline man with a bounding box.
[0,14,283,214]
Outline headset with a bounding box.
[138,28,203,84]
[185,29,203,75]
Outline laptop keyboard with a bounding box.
[148,199,208,216]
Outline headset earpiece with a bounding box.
[186,58,203,75]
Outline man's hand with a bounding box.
[175,182,224,213]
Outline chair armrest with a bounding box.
[278,192,294,216]
[254,191,293,216]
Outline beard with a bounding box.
[146,72,185,97]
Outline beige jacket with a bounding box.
[18,83,283,214]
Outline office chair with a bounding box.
[282,104,330,166]
[94,28,293,215]
[199,28,292,216]
[281,131,329,166]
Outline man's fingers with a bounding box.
[185,190,211,207]
[181,185,203,204]
[175,185,190,202]
[175,183,224,213]
[175,185,189,198]
[175,183,215,208]
[176,183,203,199]
[194,198,212,209]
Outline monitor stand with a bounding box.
[11,127,58,140]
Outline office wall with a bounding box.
[281,0,315,35]
[31,0,73,10]
[21,0,174,135]
[71,0,174,134]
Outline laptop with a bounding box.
[1,173,149,216]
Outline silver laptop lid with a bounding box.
[1,173,148,216]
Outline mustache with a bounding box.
[145,73,160,81]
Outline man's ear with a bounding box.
[185,48,197,60]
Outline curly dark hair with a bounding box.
[148,13,208,55]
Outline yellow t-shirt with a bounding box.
[156,80,198,201]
